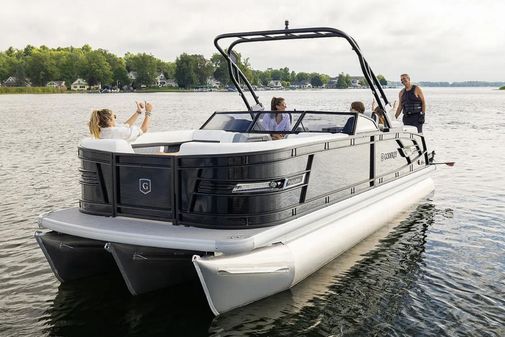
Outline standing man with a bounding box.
[395,74,426,133]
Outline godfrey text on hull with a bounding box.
[35,23,437,315]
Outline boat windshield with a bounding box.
[200,111,360,134]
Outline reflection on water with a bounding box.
[210,202,437,336]
[1,89,505,336]
[42,276,212,336]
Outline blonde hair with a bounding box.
[88,109,113,139]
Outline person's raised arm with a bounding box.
[372,97,377,111]
[395,90,403,118]
[140,102,152,133]
[125,101,143,126]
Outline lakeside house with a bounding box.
[268,80,283,89]
[327,76,366,89]
[156,73,168,87]
[290,80,312,89]
[71,78,89,91]
[206,78,221,89]
[71,78,101,91]
[165,79,178,87]
[350,76,365,88]
[46,81,66,88]
[128,71,137,81]
[3,76,31,87]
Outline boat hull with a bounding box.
[34,231,117,282]
[36,148,435,314]
[105,243,201,295]
[193,174,434,315]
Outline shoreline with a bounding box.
[1,86,503,95]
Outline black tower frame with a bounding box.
[214,22,392,127]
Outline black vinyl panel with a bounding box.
[78,131,429,229]
[305,143,370,200]
[79,149,114,216]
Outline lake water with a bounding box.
[0,88,504,336]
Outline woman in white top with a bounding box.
[262,97,291,140]
[88,101,152,141]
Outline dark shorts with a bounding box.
[403,113,424,133]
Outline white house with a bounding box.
[207,78,221,88]
[268,80,283,89]
[350,76,365,88]
[290,80,312,89]
[3,76,31,87]
[46,81,66,88]
[165,79,178,87]
[127,71,137,81]
[71,78,89,91]
[156,73,169,87]
[90,83,101,91]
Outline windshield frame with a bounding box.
[200,110,372,135]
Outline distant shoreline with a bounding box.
[1,86,504,95]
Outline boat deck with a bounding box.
[38,208,267,253]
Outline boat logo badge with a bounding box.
[381,151,398,161]
[139,178,151,195]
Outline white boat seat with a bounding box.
[79,138,134,153]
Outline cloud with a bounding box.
[1,0,504,81]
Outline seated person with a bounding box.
[88,101,152,142]
[262,97,291,140]
[371,98,386,125]
[350,101,365,113]
[342,101,365,134]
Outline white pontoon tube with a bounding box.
[194,167,435,315]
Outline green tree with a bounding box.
[58,49,85,87]
[125,53,158,86]
[175,53,198,88]
[175,53,212,88]
[211,53,230,86]
[237,55,253,84]
[295,72,309,83]
[290,71,297,83]
[279,67,290,81]
[157,60,176,79]
[211,52,254,87]
[254,70,271,86]
[271,69,282,80]
[377,74,387,86]
[310,73,323,87]
[98,49,128,87]
[320,74,330,86]
[23,45,35,57]
[81,50,113,86]
[194,54,213,85]
[336,72,349,89]
[0,53,11,80]
[25,49,59,86]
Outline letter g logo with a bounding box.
[139,178,151,195]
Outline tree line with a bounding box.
[0,45,387,89]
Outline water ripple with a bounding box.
[1,90,505,336]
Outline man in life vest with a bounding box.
[395,74,426,133]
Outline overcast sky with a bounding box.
[1,0,504,82]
